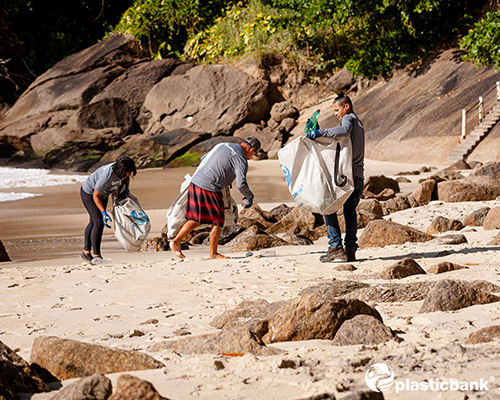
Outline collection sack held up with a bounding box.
[112,193,151,251]
[278,135,354,215]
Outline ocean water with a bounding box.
[0,167,87,202]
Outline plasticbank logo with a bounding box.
[365,363,394,392]
[365,363,494,394]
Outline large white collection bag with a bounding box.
[112,193,151,251]
[166,144,239,239]
[278,135,354,215]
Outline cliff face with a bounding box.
[0,34,498,170]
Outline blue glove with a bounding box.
[102,211,112,228]
[306,129,322,140]
[242,197,253,208]
[118,188,130,200]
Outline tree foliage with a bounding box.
[460,10,500,71]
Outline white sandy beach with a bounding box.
[1,159,500,399]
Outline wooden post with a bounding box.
[479,96,483,122]
[462,109,466,139]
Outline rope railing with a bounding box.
[461,81,500,139]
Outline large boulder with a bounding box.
[30,336,164,381]
[466,162,500,187]
[483,207,500,230]
[462,207,491,226]
[143,64,270,137]
[266,206,316,235]
[379,258,426,280]
[108,374,170,400]
[331,315,397,346]
[358,220,434,248]
[436,180,500,202]
[363,175,400,196]
[0,239,10,262]
[426,215,464,234]
[49,373,112,400]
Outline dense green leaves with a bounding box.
[460,10,500,71]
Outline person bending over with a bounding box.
[170,137,261,260]
[80,157,137,263]
[307,93,365,262]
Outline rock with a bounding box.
[0,239,11,262]
[363,175,399,195]
[210,299,284,339]
[190,232,210,245]
[143,64,269,137]
[380,195,411,215]
[483,207,500,230]
[325,67,355,92]
[379,258,426,280]
[262,294,382,344]
[462,207,491,226]
[426,215,464,234]
[344,282,432,303]
[428,234,468,245]
[266,206,316,235]
[357,199,383,219]
[488,232,500,245]
[233,124,284,156]
[334,264,358,271]
[148,326,281,356]
[280,117,296,133]
[437,180,500,202]
[230,233,289,253]
[49,373,112,400]
[239,204,273,228]
[298,281,370,298]
[332,315,397,346]
[0,340,49,398]
[419,279,500,313]
[263,203,292,222]
[427,261,468,274]
[466,326,500,344]
[30,336,164,381]
[218,224,245,245]
[395,176,412,183]
[237,218,268,230]
[364,188,396,201]
[269,102,299,123]
[408,179,436,206]
[446,160,471,170]
[227,225,264,247]
[358,220,434,248]
[282,234,314,246]
[430,170,464,181]
[108,374,169,400]
[339,391,385,399]
[140,234,169,252]
[466,162,500,187]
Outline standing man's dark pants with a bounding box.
[324,176,364,252]
[80,187,108,256]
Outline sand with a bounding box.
[1,159,500,399]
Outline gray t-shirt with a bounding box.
[81,163,123,197]
[320,113,365,178]
[191,143,254,200]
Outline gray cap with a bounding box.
[244,136,261,152]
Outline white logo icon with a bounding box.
[365,363,395,392]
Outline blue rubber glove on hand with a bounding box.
[118,188,130,200]
[306,129,322,140]
[242,197,253,208]
[101,211,112,228]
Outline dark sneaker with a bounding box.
[80,251,93,263]
[319,247,347,263]
[345,250,356,262]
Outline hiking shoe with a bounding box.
[80,251,93,263]
[346,250,356,262]
[319,247,347,263]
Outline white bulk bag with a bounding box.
[278,136,354,215]
[112,193,151,251]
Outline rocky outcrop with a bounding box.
[436,180,500,202]
[30,336,164,381]
[0,340,49,399]
[108,374,170,400]
[49,373,112,400]
[358,220,434,248]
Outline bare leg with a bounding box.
[170,220,200,258]
[209,225,229,260]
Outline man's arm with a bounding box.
[234,160,254,201]
[320,114,354,138]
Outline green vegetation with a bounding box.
[460,10,500,71]
[168,151,204,167]
[113,0,489,78]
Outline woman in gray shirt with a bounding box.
[80,157,136,263]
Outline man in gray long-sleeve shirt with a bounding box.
[306,93,365,262]
[170,137,261,260]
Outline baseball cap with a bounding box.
[244,136,261,152]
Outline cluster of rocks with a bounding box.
[0,34,304,172]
